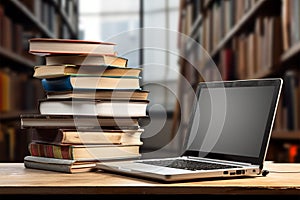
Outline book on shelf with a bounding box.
[38,98,149,117]
[24,156,96,173]
[281,0,291,51]
[28,38,116,56]
[46,89,149,100]
[45,54,128,67]
[30,128,144,145]
[283,70,299,130]
[33,64,142,79]
[20,114,144,129]
[28,142,142,161]
[41,75,141,91]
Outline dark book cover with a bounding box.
[283,70,298,130]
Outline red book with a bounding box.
[28,142,142,161]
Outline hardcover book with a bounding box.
[45,54,128,67]
[46,89,149,100]
[38,98,149,117]
[20,114,144,129]
[31,128,144,145]
[24,156,96,173]
[29,38,116,56]
[28,142,142,161]
[33,65,142,79]
[41,75,141,91]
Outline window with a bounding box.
[79,0,180,113]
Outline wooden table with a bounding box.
[0,162,299,198]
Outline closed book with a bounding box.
[38,98,149,117]
[41,75,141,91]
[28,142,142,161]
[31,128,144,145]
[33,65,142,79]
[24,156,96,173]
[20,114,145,129]
[46,89,149,100]
[283,70,298,130]
[45,54,128,67]
[29,38,116,56]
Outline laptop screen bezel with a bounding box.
[182,78,282,167]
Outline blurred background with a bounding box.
[0,0,299,163]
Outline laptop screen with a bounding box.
[184,79,282,166]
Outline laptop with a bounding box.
[96,78,283,182]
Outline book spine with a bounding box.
[24,160,73,173]
[31,129,64,144]
[29,143,73,159]
[283,70,297,130]
[41,76,73,92]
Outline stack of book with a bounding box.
[20,38,149,173]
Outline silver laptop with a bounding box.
[96,78,283,182]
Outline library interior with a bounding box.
[0,0,300,188]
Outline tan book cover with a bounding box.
[29,38,116,56]
[33,65,142,79]
[31,128,144,145]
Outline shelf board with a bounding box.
[281,42,300,64]
[209,0,269,58]
[272,130,300,141]
[9,0,55,38]
[0,110,38,121]
[0,47,35,69]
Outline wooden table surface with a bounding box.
[0,162,299,196]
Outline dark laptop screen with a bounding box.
[184,79,282,165]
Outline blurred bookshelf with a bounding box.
[175,0,300,163]
[0,0,79,162]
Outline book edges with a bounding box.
[38,98,150,103]
[29,38,116,45]
[20,114,149,119]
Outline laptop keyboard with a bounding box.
[140,159,239,171]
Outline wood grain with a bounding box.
[0,162,299,195]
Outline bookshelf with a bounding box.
[0,0,79,162]
[176,0,300,163]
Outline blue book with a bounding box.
[41,75,141,92]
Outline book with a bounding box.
[38,99,149,117]
[283,70,298,130]
[28,38,116,56]
[20,114,144,129]
[33,65,142,79]
[31,128,144,145]
[46,89,149,100]
[45,54,128,67]
[28,142,142,161]
[24,156,96,173]
[41,75,141,91]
